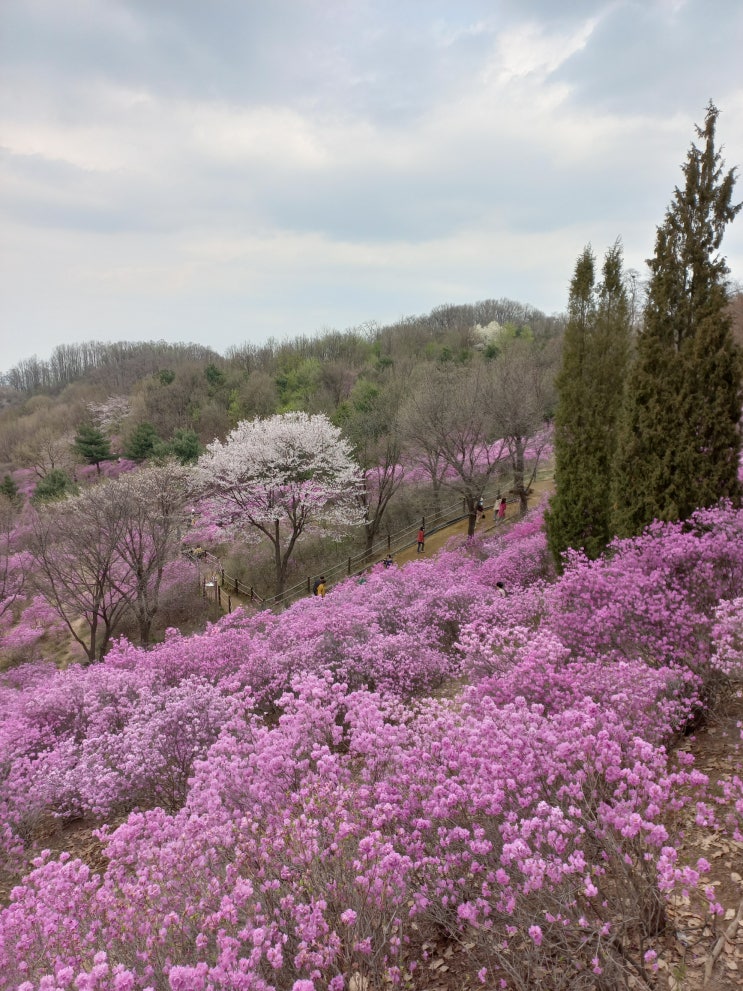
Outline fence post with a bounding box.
[347,557,351,575]
[250,586,254,601]
[227,595,232,613]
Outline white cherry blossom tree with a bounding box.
[197,412,363,599]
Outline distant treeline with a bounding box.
[1,341,222,395]
[1,299,564,396]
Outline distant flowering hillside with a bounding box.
[1,503,742,989]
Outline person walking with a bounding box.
[383,553,394,568]
[477,497,485,521]
[417,526,425,553]
[497,497,507,522]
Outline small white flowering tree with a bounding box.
[197,412,363,599]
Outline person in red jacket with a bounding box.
[417,527,425,553]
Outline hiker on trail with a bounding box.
[312,575,326,597]
[417,527,425,553]
[497,497,507,522]
[477,497,485,520]
[383,553,394,568]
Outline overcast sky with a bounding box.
[1,0,742,374]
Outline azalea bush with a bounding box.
[1,502,743,989]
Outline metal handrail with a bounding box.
[206,463,554,611]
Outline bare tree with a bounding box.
[0,495,26,624]
[491,339,555,513]
[402,363,508,536]
[343,381,407,553]
[105,463,192,645]
[26,463,191,659]
[13,427,78,481]
[27,490,129,662]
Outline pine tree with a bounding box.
[125,422,160,462]
[0,474,19,502]
[32,469,78,504]
[613,103,742,536]
[73,423,112,474]
[545,243,630,567]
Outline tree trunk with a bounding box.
[273,520,286,600]
[466,499,477,537]
[512,440,529,514]
[136,610,153,647]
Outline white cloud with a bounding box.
[1,0,742,373]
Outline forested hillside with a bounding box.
[0,298,563,609]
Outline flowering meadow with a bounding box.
[1,503,743,989]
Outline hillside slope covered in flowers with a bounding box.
[1,505,743,990]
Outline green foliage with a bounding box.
[169,428,201,464]
[125,422,160,462]
[157,369,176,385]
[0,473,19,501]
[613,103,742,536]
[502,321,534,342]
[204,363,226,388]
[32,468,78,504]
[546,242,631,566]
[73,423,112,471]
[275,357,323,411]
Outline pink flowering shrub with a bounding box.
[547,506,743,676]
[2,501,743,989]
[711,596,743,677]
[0,680,713,991]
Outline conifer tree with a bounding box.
[612,103,742,536]
[73,423,112,474]
[0,474,19,502]
[125,422,160,462]
[546,242,630,566]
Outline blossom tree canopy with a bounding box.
[197,412,363,597]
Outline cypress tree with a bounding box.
[612,103,742,536]
[546,243,630,567]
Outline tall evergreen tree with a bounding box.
[546,243,630,567]
[612,103,742,536]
